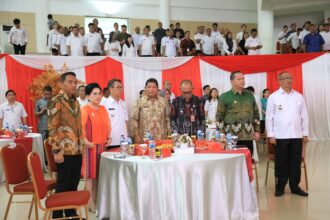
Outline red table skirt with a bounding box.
[107,140,253,181]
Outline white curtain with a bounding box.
[0,57,8,104]
[244,73,267,98]
[199,60,231,95]
[10,55,106,70]
[302,53,330,140]
[112,56,193,71]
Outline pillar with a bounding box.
[159,0,170,29]
[258,0,274,54]
[35,0,49,53]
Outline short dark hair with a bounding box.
[88,23,94,27]
[170,24,174,27]
[241,24,247,28]
[184,31,190,35]
[77,85,85,91]
[47,14,53,19]
[43,86,52,92]
[145,78,159,88]
[283,25,288,28]
[246,86,255,93]
[72,26,79,30]
[108,79,122,88]
[5,90,16,97]
[121,24,127,28]
[297,28,303,32]
[203,85,210,91]
[230,71,242,80]
[251,28,257,33]
[85,83,101,96]
[139,90,145,96]
[176,22,180,25]
[103,87,110,93]
[13,18,20,24]
[212,23,218,27]
[60,72,76,82]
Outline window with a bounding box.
[84,17,129,41]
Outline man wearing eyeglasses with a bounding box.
[266,72,309,197]
[101,79,128,148]
[0,89,27,129]
[171,80,205,136]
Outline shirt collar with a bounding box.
[5,100,17,106]
[279,87,294,94]
[60,90,76,101]
[231,88,246,95]
[109,96,121,104]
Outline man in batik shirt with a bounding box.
[171,80,205,136]
[216,71,260,155]
[131,78,171,143]
[48,72,85,219]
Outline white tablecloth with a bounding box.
[0,133,46,183]
[97,152,259,220]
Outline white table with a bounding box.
[97,152,259,220]
[0,133,46,183]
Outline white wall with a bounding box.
[1,0,258,23]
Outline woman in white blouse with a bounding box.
[122,37,137,57]
[104,32,121,56]
[223,32,237,56]
[204,88,219,140]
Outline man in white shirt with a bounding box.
[0,90,28,129]
[245,28,263,55]
[194,26,205,55]
[266,71,309,197]
[55,26,69,56]
[287,28,302,53]
[138,26,156,57]
[132,26,142,52]
[278,25,289,54]
[201,28,218,56]
[66,26,85,56]
[84,23,103,56]
[48,22,60,55]
[211,23,220,38]
[236,24,247,44]
[161,29,178,57]
[77,85,88,107]
[216,32,225,56]
[320,23,330,51]
[8,18,28,55]
[101,79,128,148]
[299,21,311,52]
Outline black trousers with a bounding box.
[237,140,253,157]
[52,154,82,218]
[275,139,302,192]
[260,120,265,134]
[86,52,101,56]
[13,44,26,55]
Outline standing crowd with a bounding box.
[9,15,330,55]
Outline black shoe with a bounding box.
[275,190,284,197]
[292,189,308,197]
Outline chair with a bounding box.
[44,139,57,179]
[0,144,56,220]
[264,141,308,191]
[27,152,90,220]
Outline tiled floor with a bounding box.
[1,140,329,220]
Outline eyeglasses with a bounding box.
[182,91,192,95]
[280,77,293,81]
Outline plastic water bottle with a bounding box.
[127,137,133,145]
[120,135,125,144]
[197,130,203,140]
[226,133,232,150]
[215,130,221,142]
[149,138,156,159]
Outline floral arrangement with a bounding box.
[178,134,193,147]
[29,64,84,102]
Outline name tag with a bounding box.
[109,108,115,111]
[5,109,11,111]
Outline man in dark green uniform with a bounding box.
[216,71,260,155]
